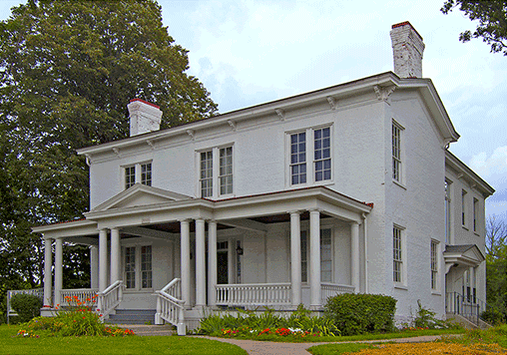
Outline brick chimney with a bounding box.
[390,22,425,78]
[128,99,162,137]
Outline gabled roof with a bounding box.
[91,183,193,213]
[444,244,485,267]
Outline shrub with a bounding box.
[10,294,43,323]
[412,300,445,329]
[480,308,505,326]
[324,293,397,335]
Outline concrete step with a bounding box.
[106,309,156,325]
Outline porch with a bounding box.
[32,185,372,332]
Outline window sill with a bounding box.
[462,225,469,231]
[431,291,442,296]
[394,284,408,291]
[474,231,480,237]
[393,180,406,190]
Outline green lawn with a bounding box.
[0,325,247,355]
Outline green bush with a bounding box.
[481,308,505,326]
[10,294,42,323]
[324,293,397,335]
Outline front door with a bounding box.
[217,250,228,284]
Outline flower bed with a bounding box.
[17,296,134,338]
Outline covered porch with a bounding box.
[33,185,372,331]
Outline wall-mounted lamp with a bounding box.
[236,245,243,256]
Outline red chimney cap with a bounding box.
[391,21,423,40]
[129,98,160,109]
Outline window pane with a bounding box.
[200,151,213,197]
[314,128,331,182]
[219,147,233,195]
[290,132,307,185]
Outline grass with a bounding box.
[0,324,247,355]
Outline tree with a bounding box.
[485,215,507,321]
[0,0,217,297]
[441,1,507,55]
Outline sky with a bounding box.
[1,0,506,219]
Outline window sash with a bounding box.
[125,247,136,289]
[141,246,152,289]
[219,147,233,195]
[392,123,401,182]
[462,190,467,226]
[314,127,331,182]
[290,132,307,185]
[141,163,152,186]
[431,241,438,289]
[125,166,136,189]
[200,151,213,197]
[300,228,332,283]
[393,227,402,283]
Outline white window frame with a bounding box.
[393,224,407,287]
[197,144,235,198]
[123,244,153,291]
[286,125,333,187]
[392,120,404,185]
[199,150,213,198]
[430,240,440,291]
[123,161,153,190]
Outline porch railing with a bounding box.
[6,288,43,325]
[321,283,355,304]
[446,291,489,326]
[97,280,123,320]
[154,278,185,335]
[60,288,99,306]
[215,283,291,306]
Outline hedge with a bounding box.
[324,293,397,335]
[10,294,43,323]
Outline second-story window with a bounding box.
[462,189,467,227]
[289,126,332,186]
[200,151,213,198]
[124,161,153,190]
[141,163,152,186]
[125,166,136,189]
[219,147,233,195]
[473,198,479,232]
[392,121,402,183]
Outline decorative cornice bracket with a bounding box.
[112,147,121,157]
[186,130,195,140]
[227,120,237,131]
[327,96,337,110]
[146,140,155,150]
[374,85,396,105]
[275,109,285,121]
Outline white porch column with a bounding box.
[90,245,99,289]
[110,228,121,282]
[54,238,63,307]
[309,209,321,309]
[470,266,476,302]
[99,229,108,292]
[180,219,191,307]
[290,211,302,306]
[43,238,53,307]
[195,219,206,307]
[208,220,217,307]
[351,222,360,292]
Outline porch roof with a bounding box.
[33,186,373,237]
[444,244,485,269]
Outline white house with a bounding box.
[32,22,494,333]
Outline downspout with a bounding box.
[362,213,368,294]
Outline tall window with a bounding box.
[393,226,403,283]
[300,228,332,283]
[125,166,136,189]
[314,127,331,182]
[290,132,307,185]
[219,147,233,195]
[392,121,402,182]
[141,163,152,186]
[125,247,136,289]
[200,151,213,197]
[473,198,478,232]
[462,190,467,226]
[125,245,152,290]
[141,246,152,289]
[445,180,451,244]
[431,241,438,290]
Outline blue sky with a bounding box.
[1,0,506,219]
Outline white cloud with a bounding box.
[469,147,507,179]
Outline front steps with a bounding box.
[106,309,156,325]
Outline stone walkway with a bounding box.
[116,326,453,355]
